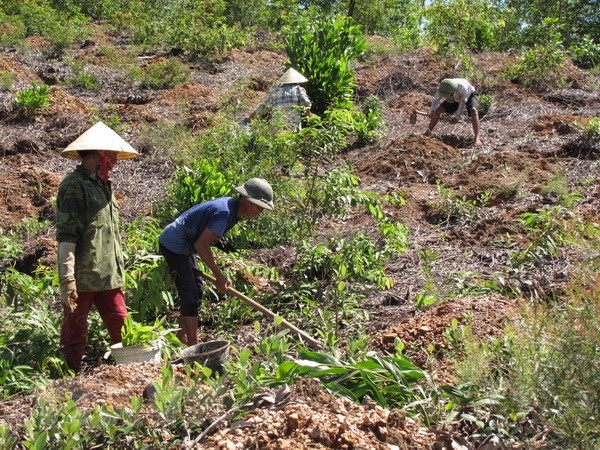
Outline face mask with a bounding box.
[98,152,117,182]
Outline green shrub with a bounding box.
[130,0,246,61]
[577,116,600,137]
[15,0,87,56]
[122,217,175,320]
[424,0,500,56]
[15,81,51,117]
[0,296,68,396]
[477,93,492,116]
[158,158,235,223]
[135,58,191,90]
[511,205,573,266]
[502,20,567,88]
[285,14,367,114]
[352,95,385,143]
[507,272,600,447]
[569,36,600,69]
[0,71,15,91]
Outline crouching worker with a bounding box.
[56,122,139,372]
[159,178,274,346]
[425,78,482,147]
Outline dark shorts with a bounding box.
[441,92,479,117]
[159,243,204,316]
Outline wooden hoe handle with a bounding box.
[200,272,322,350]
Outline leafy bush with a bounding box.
[12,0,87,56]
[14,82,51,117]
[502,20,566,88]
[0,296,67,397]
[122,217,175,319]
[507,272,600,447]
[569,36,600,69]
[477,93,493,116]
[424,0,500,56]
[131,57,191,90]
[427,181,490,225]
[511,205,572,266]
[0,70,15,91]
[157,158,235,224]
[130,0,246,61]
[278,348,425,407]
[353,95,385,144]
[293,234,395,290]
[285,14,366,114]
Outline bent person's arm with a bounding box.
[194,228,230,293]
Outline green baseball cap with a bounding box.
[438,79,458,97]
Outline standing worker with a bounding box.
[425,78,482,147]
[56,121,139,372]
[159,178,274,346]
[246,67,312,132]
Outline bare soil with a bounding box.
[0,32,598,449]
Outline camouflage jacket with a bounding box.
[56,165,124,292]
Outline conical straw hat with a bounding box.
[61,122,139,160]
[277,68,308,85]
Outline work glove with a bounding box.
[58,241,78,313]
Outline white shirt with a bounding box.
[429,78,476,119]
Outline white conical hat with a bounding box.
[61,121,139,160]
[277,68,308,85]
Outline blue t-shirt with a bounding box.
[159,197,239,255]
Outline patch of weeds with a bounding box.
[0,20,26,49]
[0,229,23,263]
[136,120,198,162]
[130,58,191,90]
[361,38,400,63]
[90,105,128,134]
[98,46,134,68]
[477,93,493,116]
[0,71,15,91]
[415,249,441,310]
[14,82,51,117]
[506,267,600,447]
[511,205,572,266]
[539,172,583,207]
[490,168,529,202]
[427,181,490,225]
[451,271,507,296]
[64,57,100,90]
[442,314,473,353]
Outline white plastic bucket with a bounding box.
[110,342,161,365]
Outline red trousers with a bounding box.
[60,288,127,372]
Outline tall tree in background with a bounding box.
[492,0,599,48]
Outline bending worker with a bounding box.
[158,178,274,346]
[425,78,482,147]
[56,121,139,372]
[247,67,311,132]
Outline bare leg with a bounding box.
[470,108,482,146]
[426,107,443,136]
[178,315,199,346]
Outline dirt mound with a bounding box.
[203,379,436,449]
[0,363,436,450]
[532,114,589,135]
[0,157,61,232]
[373,294,517,372]
[46,86,91,116]
[354,133,459,184]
